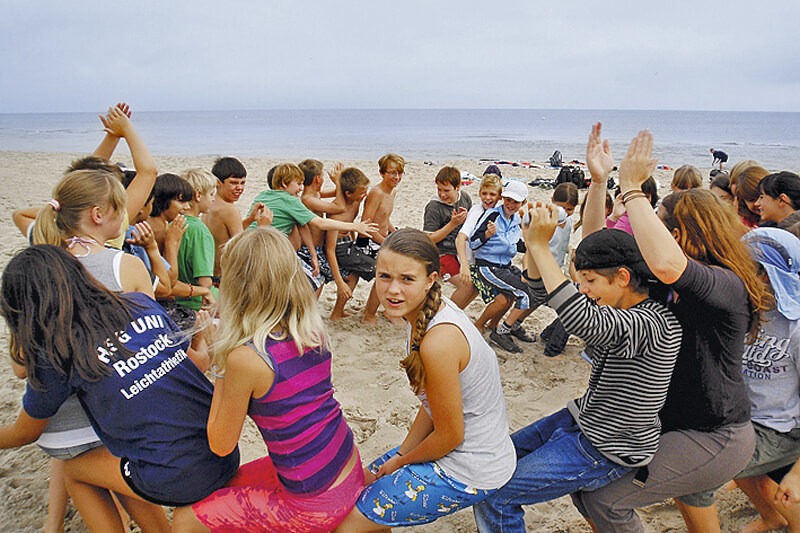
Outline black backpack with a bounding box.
[555,165,589,189]
[549,150,563,167]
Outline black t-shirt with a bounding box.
[659,259,752,432]
[712,150,729,162]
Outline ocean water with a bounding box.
[1,109,798,170]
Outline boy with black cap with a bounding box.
[473,207,682,533]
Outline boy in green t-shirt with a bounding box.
[248,163,378,295]
[176,168,218,311]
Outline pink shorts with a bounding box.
[440,254,460,278]
[192,454,364,533]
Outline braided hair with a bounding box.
[380,228,442,394]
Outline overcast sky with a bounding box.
[2,0,798,113]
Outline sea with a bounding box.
[1,109,799,170]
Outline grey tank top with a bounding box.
[412,297,516,489]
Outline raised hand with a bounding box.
[586,122,615,182]
[609,194,627,222]
[165,214,188,246]
[618,130,658,193]
[485,220,497,239]
[116,102,132,118]
[328,162,344,184]
[100,105,133,138]
[451,206,468,226]
[521,201,559,248]
[126,221,157,249]
[253,204,273,227]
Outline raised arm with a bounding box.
[12,206,39,238]
[127,221,171,298]
[100,106,158,222]
[583,122,616,237]
[618,130,687,284]
[522,203,567,293]
[92,102,130,160]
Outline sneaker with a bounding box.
[490,330,523,353]
[510,325,537,343]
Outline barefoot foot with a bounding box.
[742,517,789,533]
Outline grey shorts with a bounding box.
[677,423,800,507]
[39,440,104,460]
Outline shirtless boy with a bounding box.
[325,167,371,320]
[362,153,404,323]
[299,159,347,288]
[205,156,271,280]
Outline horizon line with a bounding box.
[2,107,799,116]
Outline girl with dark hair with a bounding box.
[336,228,515,531]
[730,160,770,228]
[756,171,800,228]
[0,245,239,532]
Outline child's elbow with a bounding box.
[208,434,236,457]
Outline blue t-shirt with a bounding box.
[22,293,239,504]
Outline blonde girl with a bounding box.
[670,164,703,192]
[177,227,363,532]
[32,169,154,296]
[335,228,515,531]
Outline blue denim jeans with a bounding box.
[473,408,631,533]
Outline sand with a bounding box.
[0,151,761,532]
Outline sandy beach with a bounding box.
[0,151,762,532]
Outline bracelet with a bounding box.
[395,451,403,457]
[620,190,647,205]
[188,285,194,298]
[210,366,224,379]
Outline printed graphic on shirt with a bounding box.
[95,312,189,400]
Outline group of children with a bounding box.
[2,105,800,533]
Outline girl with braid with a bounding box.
[335,228,515,531]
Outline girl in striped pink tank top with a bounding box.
[176,228,363,532]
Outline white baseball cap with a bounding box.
[501,180,528,202]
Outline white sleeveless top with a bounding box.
[411,297,516,489]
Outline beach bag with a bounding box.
[549,150,563,167]
[335,240,376,281]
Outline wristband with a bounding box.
[188,285,194,298]
[210,366,224,379]
[620,190,647,205]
